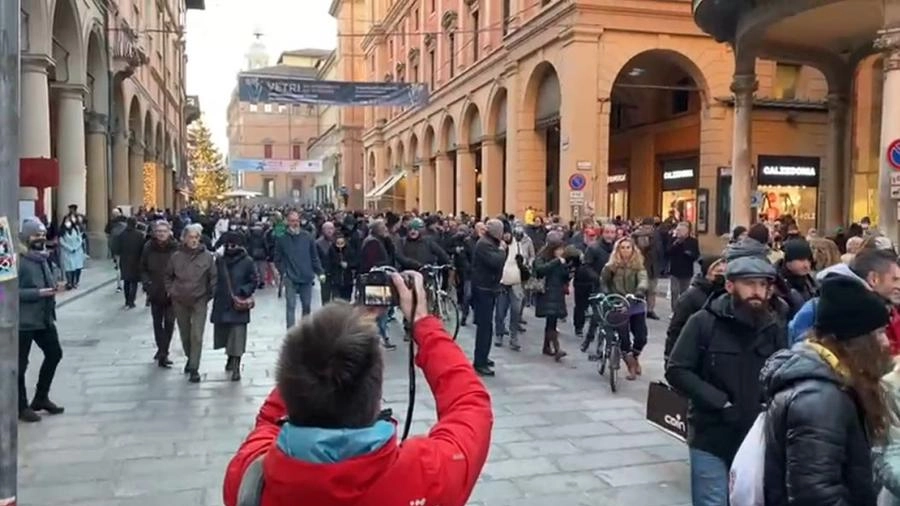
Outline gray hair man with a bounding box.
[166,222,217,383]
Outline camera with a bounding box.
[359,266,400,307]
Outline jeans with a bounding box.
[123,280,139,306]
[689,448,729,506]
[18,326,63,410]
[151,301,175,359]
[472,288,496,367]
[494,284,523,346]
[671,277,692,312]
[376,310,389,339]
[647,278,659,313]
[616,312,648,356]
[285,281,313,328]
[573,284,592,334]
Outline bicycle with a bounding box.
[421,264,460,340]
[586,292,646,393]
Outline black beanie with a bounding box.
[698,255,725,277]
[783,239,813,263]
[814,276,890,341]
[221,231,246,247]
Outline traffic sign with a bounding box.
[889,139,900,170]
[568,174,586,191]
[750,191,764,208]
[569,191,584,204]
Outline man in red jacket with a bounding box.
[222,271,493,506]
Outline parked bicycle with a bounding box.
[586,292,646,393]
[421,264,460,340]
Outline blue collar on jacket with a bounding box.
[276,419,394,464]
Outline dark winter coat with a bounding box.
[119,228,148,282]
[471,235,507,292]
[274,229,323,285]
[326,244,357,288]
[210,250,258,325]
[359,234,395,273]
[533,256,572,318]
[573,239,614,288]
[450,232,473,276]
[18,251,56,331]
[761,343,876,506]
[664,275,719,360]
[399,235,451,270]
[632,228,663,279]
[247,227,269,262]
[665,293,786,464]
[140,237,178,305]
[667,236,700,279]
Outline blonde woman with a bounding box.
[842,236,864,264]
[600,237,649,380]
[809,237,842,271]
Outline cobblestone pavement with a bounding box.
[18,283,690,506]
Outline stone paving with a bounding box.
[17,281,691,506]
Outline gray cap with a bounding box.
[19,218,46,242]
[725,255,776,281]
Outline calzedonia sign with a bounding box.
[757,155,820,187]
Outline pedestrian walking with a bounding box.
[141,220,178,367]
[211,232,258,381]
[119,218,147,308]
[275,210,324,328]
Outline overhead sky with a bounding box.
[185,0,337,152]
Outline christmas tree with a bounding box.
[187,119,229,205]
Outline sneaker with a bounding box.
[382,339,397,351]
[18,408,41,423]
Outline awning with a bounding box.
[365,171,406,200]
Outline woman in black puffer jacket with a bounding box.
[760,276,892,506]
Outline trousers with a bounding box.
[174,299,209,372]
[18,326,63,410]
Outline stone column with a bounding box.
[85,112,109,256]
[405,169,419,212]
[54,84,87,218]
[823,91,849,231]
[482,139,504,217]
[112,132,130,208]
[128,137,145,209]
[877,27,900,242]
[730,74,757,229]
[435,153,455,213]
[20,54,52,158]
[456,147,477,216]
[419,158,436,211]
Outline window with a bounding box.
[263,178,275,197]
[774,63,801,100]
[448,33,455,78]
[292,144,302,160]
[611,102,627,130]
[414,8,419,29]
[389,39,394,59]
[278,104,287,113]
[502,0,511,34]
[671,77,691,115]
[411,62,419,82]
[263,143,273,158]
[264,103,273,113]
[249,104,258,112]
[428,48,435,90]
[472,11,479,61]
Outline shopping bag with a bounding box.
[729,412,767,506]
[645,381,688,442]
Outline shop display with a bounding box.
[756,155,820,233]
[660,157,699,224]
[661,190,697,223]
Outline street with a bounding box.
[18,282,691,506]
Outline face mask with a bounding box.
[229,225,238,231]
[64,223,72,229]
[29,239,46,250]
[712,275,726,289]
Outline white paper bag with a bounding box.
[729,412,767,506]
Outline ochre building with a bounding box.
[359,0,882,252]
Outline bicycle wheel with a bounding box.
[597,335,607,376]
[608,343,620,393]
[437,291,460,340]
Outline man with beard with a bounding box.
[666,254,786,506]
[577,224,618,352]
[470,219,508,376]
[141,221,179,368]
[275,210,325,328]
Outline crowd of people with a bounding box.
[15,200,900,505]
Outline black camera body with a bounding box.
[359,266,415,307]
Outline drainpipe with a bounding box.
[104,0,115,218]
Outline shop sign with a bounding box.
[608,174,627,184]
[661,168,697,191]
[888,140,900,170]
[576,161,593,171]
[757,155,820,186]
[663,169,694,181]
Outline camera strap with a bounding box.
[401,277,418,442]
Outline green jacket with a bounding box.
[599,264,648,296]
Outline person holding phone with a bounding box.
[17,218,65,423]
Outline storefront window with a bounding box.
[660,158,699,223]
[607,172,628,219]
[757,155,820,233]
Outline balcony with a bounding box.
[111,21,148,78]
[185,95,201,124]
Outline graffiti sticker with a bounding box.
[0,216,18,282]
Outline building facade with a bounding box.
[226,47,329,203]
[20,0,202,253]
[693,0,900,241]
[358,0,882,251]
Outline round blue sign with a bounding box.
[889,140,900,170]
[568,174,586,191]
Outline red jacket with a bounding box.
[888,307,900,356]
[222,316,493,506]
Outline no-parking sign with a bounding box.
[888,139,900,170]
[568,174,586,191]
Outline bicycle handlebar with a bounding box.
[421,264,452,272]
